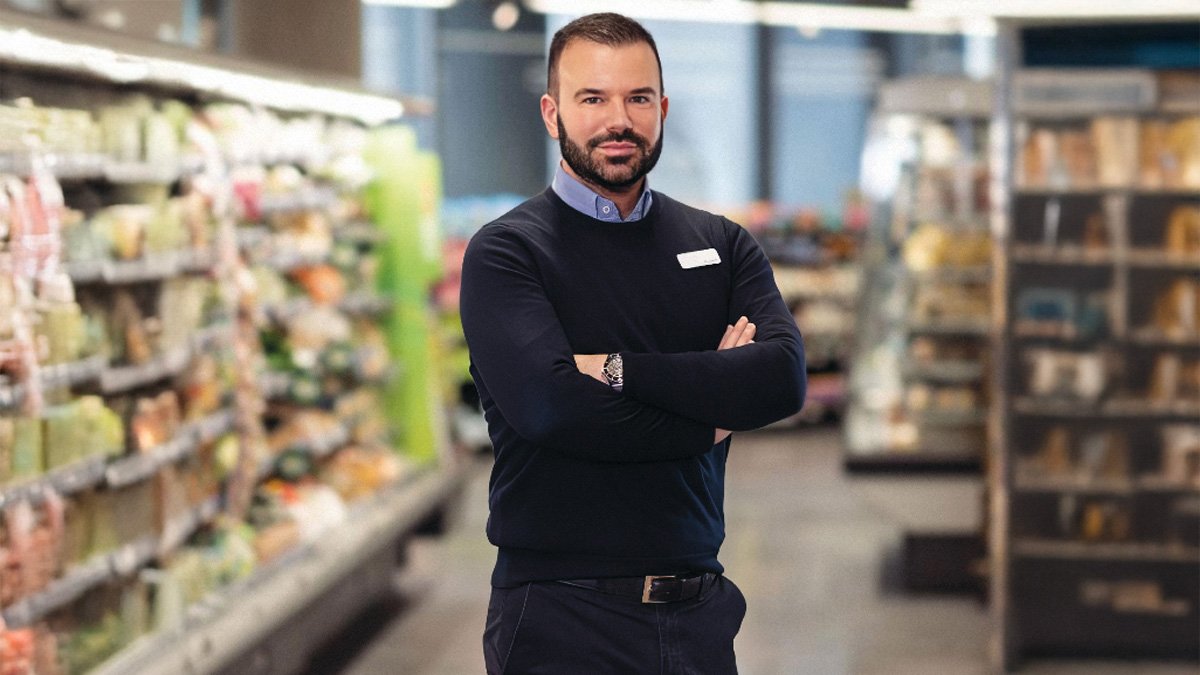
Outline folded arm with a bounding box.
[590,223,807,432]
[460,225,717,463]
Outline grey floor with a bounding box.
[326,426,1197,675]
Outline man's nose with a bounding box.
[604,100,633,132]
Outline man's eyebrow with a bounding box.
[573,87,659,98]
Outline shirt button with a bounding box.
[602,206,611,214]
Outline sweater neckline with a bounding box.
[543,185,661,227]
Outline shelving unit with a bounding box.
[0,14,461,675]
[990,22,1200,669]
[845,76,995,474]
[757,228,864,424]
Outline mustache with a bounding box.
[587,129,649,150]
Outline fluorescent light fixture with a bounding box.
[527,0,1197,33]
[525,0,970,35]
[913,0,1200,19]
[0,26,407,124]
[760,2,961,35]
[361,0,458,8]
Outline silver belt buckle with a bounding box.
[642,575,672,603]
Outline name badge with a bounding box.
[677,248,721,269]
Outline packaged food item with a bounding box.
[34,273,85,366]
[0,418,14,486]
[11,416,44,481]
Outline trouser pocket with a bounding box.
[483,584,530,675]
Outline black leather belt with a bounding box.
[558,573,716,604]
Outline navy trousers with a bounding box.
[483,574,747,675]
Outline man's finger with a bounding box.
[735,323,756,347]
[717,323,734,350]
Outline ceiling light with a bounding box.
[361,0,458,8]
[525,0,968,35]
[912,0,1200,19]
[493,1,521,31]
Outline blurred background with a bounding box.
[0,1,1196,674]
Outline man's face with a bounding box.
[541,39,668,193]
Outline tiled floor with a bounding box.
[320,426,1197,675]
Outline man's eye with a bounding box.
[630,96,650,104]
[582,97,601,104]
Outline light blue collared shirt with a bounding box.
[551,163,653,223]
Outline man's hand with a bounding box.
[715,317,755,444]
[574,317,755,444]
[574,354,608,384]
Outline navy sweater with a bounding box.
[459,187,806,587]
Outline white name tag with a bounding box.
[677,248,721,269]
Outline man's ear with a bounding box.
[660,95,669,123]
[541,94,560,139]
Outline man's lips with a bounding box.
[597,142,638,155]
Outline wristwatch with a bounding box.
[602,353,624,391]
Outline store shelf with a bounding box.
[1015,187,1200,197]
[2,151,205,183]
[1126,329,1200,348]
[159,497,222,556]
[1010,244,1116,267]
[97,323,233,394]
[67,248,216,285]
[1,495,220,629]
[903,359,985,383]
[105,433,198,488]
[103,408,236,488]
[905,318,991,336]
[0,354,107,410]
[0,455,108,508]
[1013,540,1200,564]
[910,408,988,427]
[1015,475,1200,496]
[335,221,388,245]
[258,251,331,273]
[87,465,466,675]
[1,555,112,629]
[1011,397,1199,420]
[259,187,338,216]
[100,346,193,393]
[1127,249,1200,271]
[907,266,993,283]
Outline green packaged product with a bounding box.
[0,417,13,485]
[43,402,82,470]
[38,302,85,365]
[11,415,44,480]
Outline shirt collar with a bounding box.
[551,163,653,223]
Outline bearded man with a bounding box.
[459,12,807,674]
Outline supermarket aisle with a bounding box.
[319,427,1195,675]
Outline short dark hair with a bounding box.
[547,13,663,100]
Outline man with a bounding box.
[460,12,805,674]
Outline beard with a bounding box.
[557,115,664,192]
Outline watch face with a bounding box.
[603,354,623,386]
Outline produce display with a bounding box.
[0,91,427,674]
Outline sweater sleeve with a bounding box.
[460,224,717,463]
[620,222,807,431]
